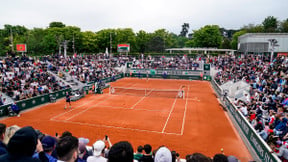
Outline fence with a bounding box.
[0,88,71,118]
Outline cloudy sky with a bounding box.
[0,0,287,34]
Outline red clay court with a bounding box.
[0,78,252,160]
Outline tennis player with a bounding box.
[65,92,71,109]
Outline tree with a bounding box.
[279,19,288,32]
[262,16,278,32]
[81,31,98,53]
[192,25,223,48]
[49,22,66,28]
[220,38,231,49]
[241,24,264,33]
[135,30,150,53]
[179,23,189,37]
[231,30,247,50]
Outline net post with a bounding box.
[109,86,111,95]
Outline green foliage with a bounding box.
[280,19,288,32]
[231,30,247,49]
[192,25,222,48]
[262,16,278,32]
[220,38,231,49]
[49,22,66,28]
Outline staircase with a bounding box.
[62,71,86,91]
[47,70,85,91]
[0,92,14,105]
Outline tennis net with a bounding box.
[109,86,184,99]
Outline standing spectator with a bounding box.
[3,125,20,145]
[56,136,79,162]
[154,147,172,162]
[0,123,7,156]
[134,145,143,161]
[213,154,228,162]
[139,144,153,162]
[78,137,92,162]
[186,153,211,162]
[0,126,46,162]
[108,141,134,162]
[87,140,106,162]
[33,135,57,162]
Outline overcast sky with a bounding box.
[0,0,287,34]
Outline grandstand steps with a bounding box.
[0,92,14,105]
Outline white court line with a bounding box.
[130,95,146,109]
[51,118,182,135]
[161,86,181,133]
[50,96,103,121]
[181,86,189,135]
[97,105,170,112]
[65,96,111,121]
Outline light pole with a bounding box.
[268,39,278,62]
[110,33,112,54]
[72,33,75,54]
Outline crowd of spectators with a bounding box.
[0,123,242,162]
[130,54,203,70]
[213,54,288,161]
[0,55,69,103]
[41,54,121,83]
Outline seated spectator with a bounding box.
[87,140,106,162]
[10,102,20,117]
[276,142,288,161]
[139,144,153,162]
[33,135,57,162]
[108,141,134,162]
[3,125,20,145]
[0,123,7,156]
[56,135,79,162]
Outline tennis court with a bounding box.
[0,78,252,160]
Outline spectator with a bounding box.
[213,154,228,162]
[10,102,21,117]
[56,135,79,162]
[78,137,92,162]
[33,135,57,162]
[186,153,211,162]
[134,145,143,161]
[87,140,106,162]
[276,142,288,161]
[0,126,46,162]
[154,146,172,162]
[60,131,72,138]
[0,123,7,156]
[108,141,134,162]
[139,144,153,162]
[3,125,20,145]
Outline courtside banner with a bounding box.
[16,44,27,52]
